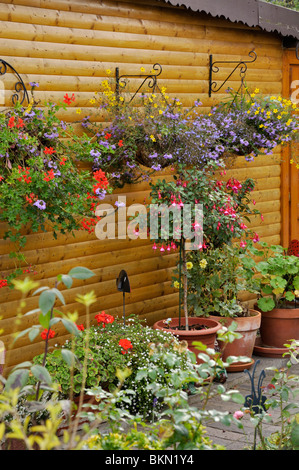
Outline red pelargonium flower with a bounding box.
[95,311,114,327]
[0,279,8,288]
[8,116,15,128]
[76,324,85,331]
[41,328,56,340]
[93,169,109,189]
[43,169,55,181]
[16,117,24,128]
[44,147,56,155]
[119,338,133,354]
[63,93,75,105]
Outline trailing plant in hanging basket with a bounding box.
[209,87,298,161]
[0,89,113,286]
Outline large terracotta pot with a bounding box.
[153,317,221,364]
[210,309,261,371]
[259,307,299,348]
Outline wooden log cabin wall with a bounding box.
[0,0,297,372]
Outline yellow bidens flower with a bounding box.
[89,98,96,104]
[76,108,82,114]
[186,262,193,270]
[173,281,180,289]
[199,259,207,269]
[150,134,156,142]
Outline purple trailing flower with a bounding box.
[34,200,46,210]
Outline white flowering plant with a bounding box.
[29,315,195,418]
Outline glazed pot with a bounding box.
[210,309,261,371]
[153,317,221,363]
[259,307,299,348]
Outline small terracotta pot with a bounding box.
[210,309,261,370]
[259,307,299,348]
[153,317,221,363]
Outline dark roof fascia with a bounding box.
[158,0,299,40]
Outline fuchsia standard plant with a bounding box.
[149,160,260,331]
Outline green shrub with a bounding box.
[30,316,195,418]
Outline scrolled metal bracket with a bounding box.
[243,360,267,414]
[0,59,29,106]
[115,63,163,104]
[208,50,257,97]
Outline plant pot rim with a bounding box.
[209,309,261,330]
[255,306,299,319]
[153,316,221,336]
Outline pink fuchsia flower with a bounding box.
[240,240,247,248]
[233,410,244,420]
[252,232,260,243]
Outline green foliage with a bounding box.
[29,317,195,418]
[240,242,299,311]
[187,244,251,317]
[263,0,299,10]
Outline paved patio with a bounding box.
[190,354,299,450]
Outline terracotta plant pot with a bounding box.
[259,307,299,349]
[210,309,261,371]
[153,317,221,364]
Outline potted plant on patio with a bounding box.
[150,160,260,363]
[187,242,261,371]
[240,241,299,356]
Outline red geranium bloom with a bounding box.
[8,116,15,128]
[0,279,8,288]
[118,338,133,354]
[93,169,109,189]
[41,328,56,340]
[76,324,85,331]
[17,117,24,128]
[44,147,56,155]
[63,93,75,105]
[95,311,114,327]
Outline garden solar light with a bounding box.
[116,270,130,326]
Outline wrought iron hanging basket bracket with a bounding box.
[208,50,257,97]
[0,58,29,106]
[115,63,163,104]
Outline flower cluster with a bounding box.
[74,73,298,184]
[30,316,194,417]
[210,88,298,161]
[95,311,115,327]
[0,91,112,285]
[149,160,260,252]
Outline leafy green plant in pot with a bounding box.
[150,160,259,363]
[240,241,299,354]
[187,243,261,371]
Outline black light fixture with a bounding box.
[116,270,130,326]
